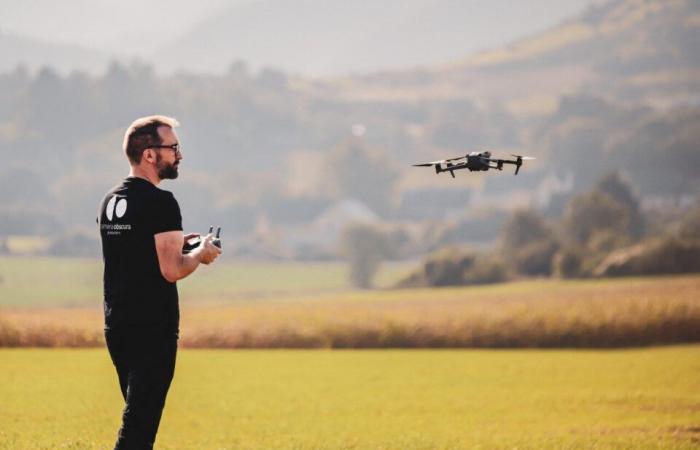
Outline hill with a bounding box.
[333,0,700,111]
[0,30,111,75]
[155,0,592,76]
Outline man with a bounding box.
[97,115,221,449]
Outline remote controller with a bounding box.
[182,226,223,254]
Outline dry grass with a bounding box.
[1,275,699,348]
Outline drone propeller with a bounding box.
[412,155,467,167]
[509,154,535,175]
[412,160,446,167]
[510,154,536,160]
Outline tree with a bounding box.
[339,223,394,289]
[678,200,700,240]
[500,210,552,249]
[596,171,644,238]
[324,138,400,215]
[563,191,630,246]
[500,210,559,276]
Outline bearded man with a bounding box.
[97,115,221,449]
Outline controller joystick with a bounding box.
[212,226,222,249]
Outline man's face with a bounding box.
[154,126,182,180]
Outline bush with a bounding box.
[593,237,700,277]
[463,254,510,284]
[512,239,560,276]
[422,247,476,286]
[553,246,585,278]
[397,247,510,288]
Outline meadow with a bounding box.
[0,256,411,308]
[2,257,699,449]
[1,346,699,449]
[0,255,699,348]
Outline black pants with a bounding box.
[105,327,178,450]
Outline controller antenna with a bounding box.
[213,226,222,249]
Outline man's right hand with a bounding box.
[195,233,222,264]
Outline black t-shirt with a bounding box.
[97,177,183,332]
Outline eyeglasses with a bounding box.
[150,143,181,156]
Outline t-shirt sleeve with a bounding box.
[151,191,183,234]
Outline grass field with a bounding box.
[2,274,699,348]
[2,257,699,448]
[0,256,411,308]
[1,346,699,449]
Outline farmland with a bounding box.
[0,256,412,308]
[1,346,699,449]
[1,257,699,449]
[1,255,699,348]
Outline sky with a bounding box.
[0,0,598,75]
[0,0,250,55]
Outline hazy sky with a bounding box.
[2,0,594,49]
[0,0,252,54]
[1,0,598,75]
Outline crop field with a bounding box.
[1,346,699,450]
[1,271,699,348]
[2,258,699,448]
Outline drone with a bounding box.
[413,151,535,178]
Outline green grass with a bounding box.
[0,256,412,307]
[0,346,698,449]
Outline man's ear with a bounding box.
[143,149,155,164]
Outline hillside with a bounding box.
[0,31,111,75]
[1,0,698,258]
[155,0,592,76]
[330,0,700,112]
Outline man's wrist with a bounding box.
[190,246,205,263]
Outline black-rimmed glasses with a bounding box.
[150,143,181,155]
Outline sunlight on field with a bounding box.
[2,275,699,348]
[469,23,594,67]
[0,346,698,449]
[3,236,51,255]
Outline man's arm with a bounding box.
[155,231,221,282]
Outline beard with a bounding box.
[156,154,179,179]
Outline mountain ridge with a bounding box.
[0,30,113,74]
[326,0,700,112]
[154,0,593,76]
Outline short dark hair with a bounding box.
[123,115,180,164]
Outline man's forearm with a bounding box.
[174,252,202,281]
[156,231,220,282]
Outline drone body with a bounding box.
[413,151,535,178]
